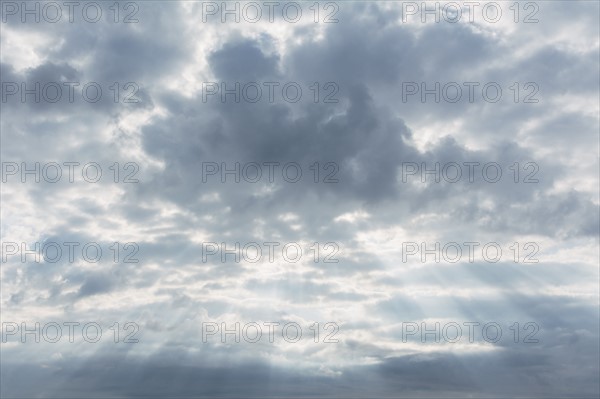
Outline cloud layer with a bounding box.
[1,1,599,397]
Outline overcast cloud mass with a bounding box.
[1,0,599,397]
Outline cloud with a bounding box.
[1,1,598,397]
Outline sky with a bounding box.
[1,1,599,397]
